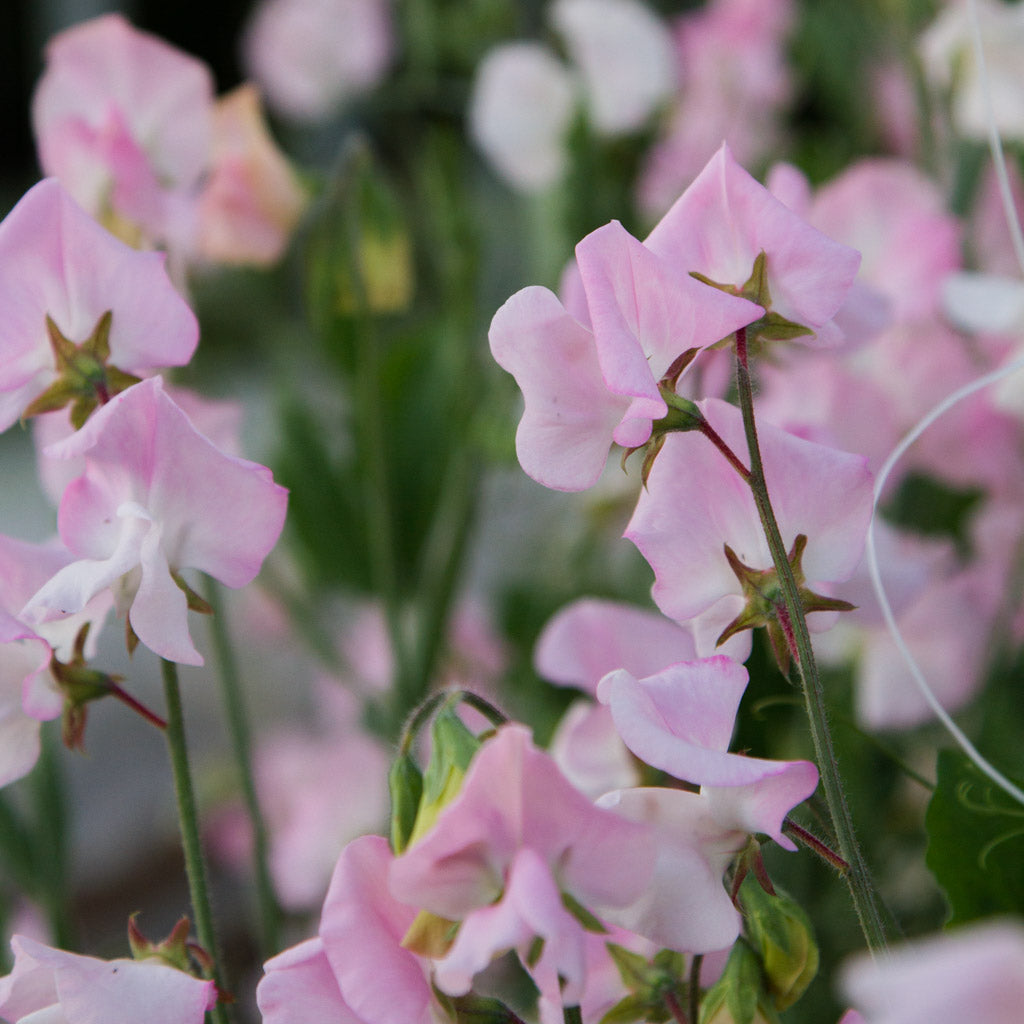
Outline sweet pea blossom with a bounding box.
[593,657,818,951]
[32,14,214,257]
[489,223,760,490]
[389,724,655,1003]
[23,377,288,665]
[550,0,676,136]
[626,397,873,656]
[468,43,578,193]
[0,178,198,433]
[0,610,53,788]
[0,935,215,1024]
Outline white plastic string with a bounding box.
[864,0,1024,808]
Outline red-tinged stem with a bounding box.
[699,421,751,482]
[733,326,887,952]
[108,681,167,731]
[664,988,689,1024]
[784,819,851,874]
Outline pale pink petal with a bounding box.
[0,935,215,1024]
[489,286,627,490]
[646,144,861,342]
[595,788,743,953]
[434,847,587,1002]
[258,938,364,1024]
[320,836,433,1024]
[548,700,640,799]
[389,725,654,920]
[535,597,699,694]
[575,220,761,446]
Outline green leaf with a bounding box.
[925,749,1024,924]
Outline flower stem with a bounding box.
[687,953,703,1024]
[161,659,231,1024]
[204,579,282,958]
[733,328,887,952]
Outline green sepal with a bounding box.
[600,992,669,1024]
[434,988,527,1024]
[738,876,818,1011]
[406,705,481,848]
[562,890,609,933]
[698,941,764,1024]
[389,752,424,855]
[171,572,214,615]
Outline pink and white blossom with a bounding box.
[22,377,288,665]
[0,935,215,1024]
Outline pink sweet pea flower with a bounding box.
[389,724,655,1000]
[597,657,818,848]
[32,14,214,257]
[840,919,1024,1024]
[646,143,861,347]
[489,224,760,490]
[22,377,288,666]
[0,178,198,433]
[0,935,215,1024]
[626,397,873,656]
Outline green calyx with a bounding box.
[22,312,141,428]
[717,534,854,672]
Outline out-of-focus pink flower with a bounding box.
[23,377,288,666]
[32,14,214,257]
[550,0,676,136]
[210,681,391,911]
[469,43,578,193]
[841,919,1024,1024]
[243,0,393,122]
[637,0,795,217]
[646,144,861,347]
[0,935,215,1024]
[33,14,304,271]
[197,85,308,266]
[920,0,1024,142]
[0,178,198,433]
[626,398,873,657]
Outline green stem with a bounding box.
[563,1005,583,1024]
[733,328,887,951]
[687,954,703,1024]
[161,659,231,1024]
[204,579,282,958]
